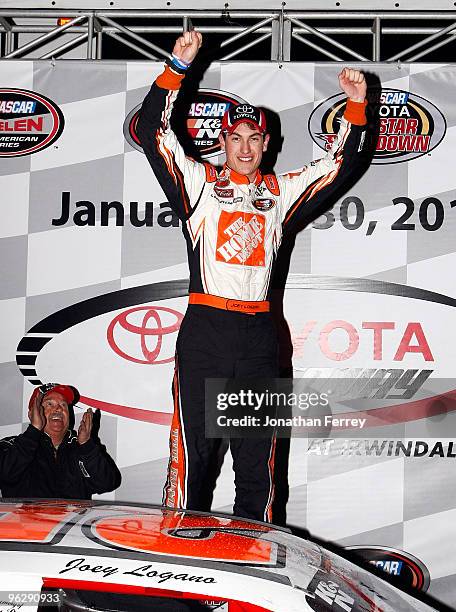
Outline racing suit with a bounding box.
[137,63,367,521]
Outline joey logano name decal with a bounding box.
[0,89,64,157]
[58,557,217,585]
[309,88,446,164]
[124,89,246,159]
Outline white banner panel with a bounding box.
[1,59,456,607]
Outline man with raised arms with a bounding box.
[137,31,367,521]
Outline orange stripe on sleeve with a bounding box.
[284,152,344,225]
[344,98,367,126]
[284,174,327,225]
[175,164,190,215]
[156,65,185,91]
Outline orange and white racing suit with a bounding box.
[137,63,367,521]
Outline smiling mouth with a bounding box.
[49,415,63,421]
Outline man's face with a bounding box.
[219,122,270,181]
[42,391,70,437]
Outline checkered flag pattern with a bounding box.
[1,59,456,607]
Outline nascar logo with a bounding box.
[124,89,246,159]
[0,88,64,157]
[185,90,248,158]
[346,546,430,591]
[0,100,36,113]
[187,98,229,141]
[309,88,446,164]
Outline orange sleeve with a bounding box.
[156,65,185,91]
[344,99,367,126]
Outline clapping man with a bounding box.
[0,383,121,499]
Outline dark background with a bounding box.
[100,15,456,63]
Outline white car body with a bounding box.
[0,500,437,612]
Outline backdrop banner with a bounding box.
[1,59,455,607]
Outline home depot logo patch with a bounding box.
[216,211,265,266]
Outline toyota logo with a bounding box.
[107,306,183,365]
[236,104,254,114]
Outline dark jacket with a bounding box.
[0,425,121,499]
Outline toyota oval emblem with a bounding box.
[107,306,183,365]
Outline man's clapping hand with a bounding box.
[28,388,45,430]
[77,408,93,445]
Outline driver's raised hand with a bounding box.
[171,30,202,66]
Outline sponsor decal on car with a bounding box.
[202,603,228,611]
[0,503,280,568]
[309,88,446,164]
[306,570,357,611]
[346,546,430,591]
[0,88,64,157]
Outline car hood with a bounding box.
[0,499,436,612]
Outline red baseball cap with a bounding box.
[35,383,80,406]
[221,103,267,134]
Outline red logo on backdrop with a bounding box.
[0,88,64,157]
[107,306,183,364]
[309,88,446,165]
[14,278,456,424]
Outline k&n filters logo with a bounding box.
[186,90,246,157]
[125,89,245,159]
[0,88,64,157]
[309,88,446,164]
